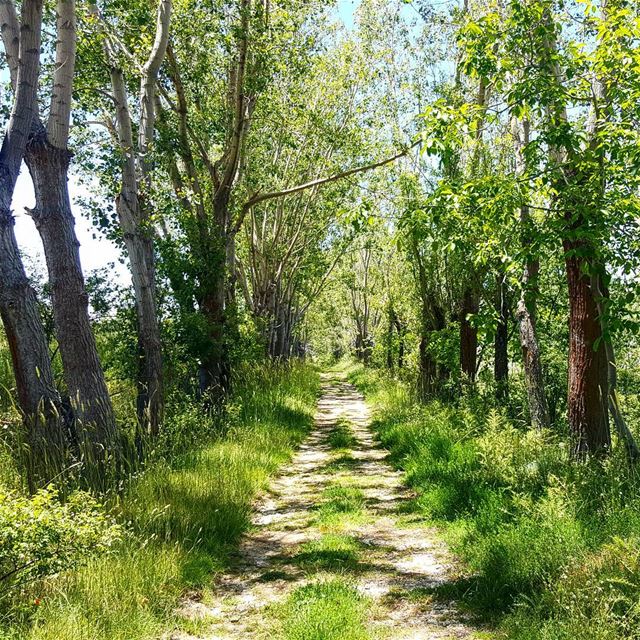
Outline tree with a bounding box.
[88,0,172,436]
[0,0,68,486]
[1,0,118,477]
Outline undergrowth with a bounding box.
[0,362,319,640]
[347,363,640,640]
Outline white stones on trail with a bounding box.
[174,373,484,639]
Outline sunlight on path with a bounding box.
[171,373,486,640]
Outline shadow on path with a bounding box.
[171,373,486,640]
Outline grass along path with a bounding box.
[173,373,487,639]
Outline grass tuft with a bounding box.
[328,418,358,450]
[275,578,371,640]
[293,534,364,571]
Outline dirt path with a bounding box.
[174,374,484,639]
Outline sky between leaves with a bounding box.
[9,0,428,287]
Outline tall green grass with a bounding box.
[348,363,640,640]
[1,362,319,640]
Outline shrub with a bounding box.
[0,488,122,594]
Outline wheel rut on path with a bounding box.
[173,374,484,640]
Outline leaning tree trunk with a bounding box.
[0,0,68,487]
[25,130,117,475]
[494,271,509,399]
[564,230,610,457]
[460,287,479,382]
[0,209,68,487]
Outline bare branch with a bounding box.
[138,0,172,167]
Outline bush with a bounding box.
[505,537,640,639]
[0,488,121,594]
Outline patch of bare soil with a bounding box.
[171,374,486,640]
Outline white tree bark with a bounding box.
[47,0,76,149]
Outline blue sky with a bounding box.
[337,0,359,29]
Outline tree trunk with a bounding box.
[118,196,163,437]
[396,321,405,370]
[460,287,479,382]
[517,287,550,429]
[418,326,437,400]
[592,273,640,461]
[0,207,68,487]
[25,130,117,474]
[110,65,164,437]
[564,232,610,457]
[199,203,230,399]
[386,306,396,370]
[0,0,69,487]
[494,272,509,399]
[512,117,550,428]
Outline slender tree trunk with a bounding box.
[386,306,395,370]
[109,66,164,437]
[494,271,509,399]
[25,129,117,472]
[396,320,405,369]
[512,117,550,428]
[564,231,610,457]
[460,287,479,382]
[118,197,163,436]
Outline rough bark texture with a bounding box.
[0,0,68,485]
[564,234,610,457]
[517,287,550,430]
[26,130,117,469]
[0,209,67,485]
[460,288,479,382]
[494,272,509,398]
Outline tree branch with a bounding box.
[138,0,172,168]
[237,142,417,233]
[47,0,76,149]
